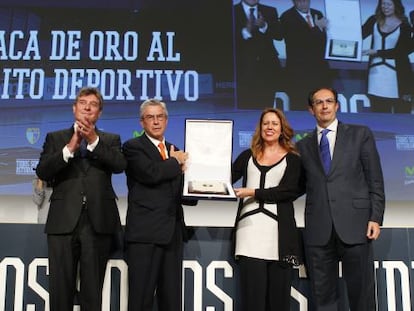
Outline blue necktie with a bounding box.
[320,129,331,174]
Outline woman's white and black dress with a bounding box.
[232,149,303,311]
[362,15,414,113]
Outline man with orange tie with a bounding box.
[122,98,192,311]
[280,0,332,110]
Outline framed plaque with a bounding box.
[328,39,358,59]
[324,0,362,61]
[183,119,236,200]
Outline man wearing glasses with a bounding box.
[36,87,126,311]
[123,98,193,311]
[297,87,385,310]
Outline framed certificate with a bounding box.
[324,0,362,61]
[183,119,236,200]
[328,39,358,59]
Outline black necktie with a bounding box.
[320,129,331,174]
[80,139,88,158]
[249,7,255,23]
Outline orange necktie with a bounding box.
[158,142,167,160]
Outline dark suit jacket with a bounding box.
[36,127,126,235]
[411,11,414,63]
[280,7,330,83]
[233,2,282,87]
[123,134,187,245]
[297,123,385,246]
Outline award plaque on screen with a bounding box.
[324,0,362,61]
[183,119,236,200]
[328,39,358,59]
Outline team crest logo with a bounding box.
[26,128,40,144]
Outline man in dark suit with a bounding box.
[123,99,191,311]
[297,87,385,310]
[36,87,126,311]
[280,0,332,110]
[233,0,283,109]
[410,10,414,51]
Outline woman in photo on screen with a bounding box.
[362,0,414,113]
[231,108,303,311]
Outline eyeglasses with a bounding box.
[312,98,337,106]
[142,114,166,122]
[77,100,100,109]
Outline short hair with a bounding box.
[139,98,169,119]
[307,87,338,106]
[74,87,104,111]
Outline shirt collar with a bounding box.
[145,132,165,148]
[296,8,310,18]
[317,119,338,134]
[73,122,96,133]
[242,2,257,15]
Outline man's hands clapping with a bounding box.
[67,117,98,153]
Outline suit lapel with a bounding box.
[141,134,164,160]
[308,129,326,173]
[293,8,309,28]
[330,123,346,174]
[165,142,174,158]
[62,127,75,146]
[235,3,246,24]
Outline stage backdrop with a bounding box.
[1,0,414,310]
[0,225,413,311]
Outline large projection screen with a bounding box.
[1,0,414,226]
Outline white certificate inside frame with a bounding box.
[324,0,362,61]
[183,119,236,200]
